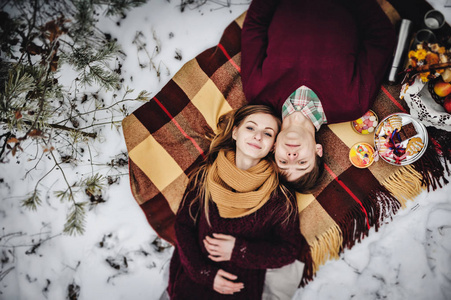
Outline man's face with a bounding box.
[274,128,323,181]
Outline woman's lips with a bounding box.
[248,143,262,149]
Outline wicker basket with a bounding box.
[427,77,446,106]
[402,78,451,132]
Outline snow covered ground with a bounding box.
[1,0,450,299]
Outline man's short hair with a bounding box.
[285,154,324,194]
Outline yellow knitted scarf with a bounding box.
[207,150,277,218]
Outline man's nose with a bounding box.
[287,152,298,160]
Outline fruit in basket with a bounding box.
[444,95,451,114]
[433,80,451,97]
[442,69,451,83]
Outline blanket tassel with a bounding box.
[411,126,451,192]
[300,224,343,286]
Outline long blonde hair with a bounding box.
[185,105,295,225]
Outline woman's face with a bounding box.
[232,113,279,164]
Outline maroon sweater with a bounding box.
[167,187,304,299]
[241,0,396,123]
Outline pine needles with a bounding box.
[0,0,150,235]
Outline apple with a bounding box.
[433,80,451,97]
[444,95,451,114]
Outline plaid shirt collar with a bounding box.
[281,85,327,131]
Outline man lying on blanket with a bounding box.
[241,0,397,193]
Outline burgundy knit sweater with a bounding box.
[241,0,397,123]
[167,186,304,299]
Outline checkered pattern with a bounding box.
[282,85,327,131]
[122,3,451,285]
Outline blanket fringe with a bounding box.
[300,126,451,287]
[359,185,401,230]
[410,127,451,191]
[298,242,313,287]
[381,126,451,206]
[342,203,371,248]
[381,165,424,207]
[427,126,451,167]
[370,187,402,228]
[300,224,342,286]
[309,224,343,274]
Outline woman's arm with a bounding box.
[174,191,218,287]
[229,194,303,270]
[241,0,279,101]
[203,196,303,269]
[230,218,303,269]
[175,190,244,293]
[204,224,302,269]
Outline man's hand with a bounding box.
[203,233,236,262]
[213,269,244,295]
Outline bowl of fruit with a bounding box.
[429,77,451,112]
[401,42,451,131]
[401,78,451,131]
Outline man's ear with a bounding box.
[271,141,277,152]
[316,144,323,157]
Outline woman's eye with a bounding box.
[298,161,306,165]
[279,160,287,164]
[246,126,254,131]
[264,132,273,137]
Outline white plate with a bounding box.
[374,113,428,166]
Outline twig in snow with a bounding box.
[0,267,15,282]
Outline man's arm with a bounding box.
[346,0,397,114]
[241,0,279,101]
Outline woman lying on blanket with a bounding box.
[241,0,397,192]
[167,105,304,299]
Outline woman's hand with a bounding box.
[203,233,236,262]
[213,269,244,295]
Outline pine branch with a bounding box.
[83,173,105,197]
[49,122,97,138]
[0,267,15,282]
[23,158,57,210]
[22,190,42,211]
[2,0,150,236]
[63,202,87,235]
[93,0,148,16]
[49,146,75,203]
[0,118,97,138]
[0,132,12,159]
[53,90,149,124]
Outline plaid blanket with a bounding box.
[122,1,451,285]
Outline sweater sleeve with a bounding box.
[230,198,303,269]
[346,0,396,114]
[241,0,279,102]
[174,190,218,288]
